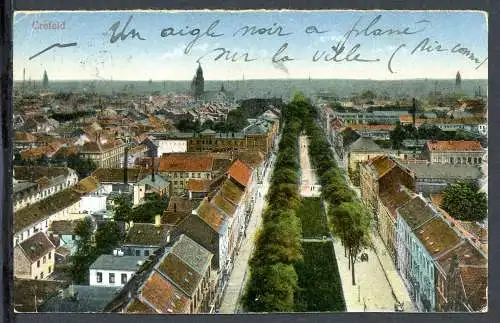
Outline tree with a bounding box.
[95,221,123,254]
[251,214,303,266]
[271,168,299,185]
[70,217,95,284]
[442,181,487,222]
[329,202,371,285]
[390,122,405,149]
[67,154,97,178]
[202,119,214,130]
[242,263,299,312]
[112,194,132,221]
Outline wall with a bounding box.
[14,247,31,278]
[157,140,188,156]
[30,249,55,280]
[80,194,107,214]
[89,269,137,287]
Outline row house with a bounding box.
[80,136,127,168]
[121,215,173,257]
[91,167,148,195]
[158,153,214,196]
[178,200,229,297]
[399,115,486,134]
[125,144,149,167]
[434,241,488,312]
[348,124,393,140]
[14,231,56,280]
[422,140,485,166]
[13,187,84,246]
[395,195,487,312]
[397,161,483,196]
[359,155,414,218]
[396,196,440,311]
[105,234,216,314]
[347,137,385,172]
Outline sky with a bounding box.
[13,10,488,81]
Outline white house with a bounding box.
[156,139,188,156]
[89,253,148,287]
[14,188,84,246]
[13,166,79,212]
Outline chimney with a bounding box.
[124,146,129,187]
[155,214,161,227]
[129,220,134,229]
[167,232,171,244]
[151,156,155,182]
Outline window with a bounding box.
[72,235,76,240]
[97,272,102,283]
[48,266,52,273]
[43,256,46,264]
[40,272,44,279]
[48,252,51,259]
[135,250,141,256]
[121,273,128,284]
[37,260,40,268]
[144,250,150,257]
[109,273,115,284]
[34,276,38,280]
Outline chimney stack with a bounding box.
[124,146,129,188]
[151,156,155,182]
[154,214,161,227]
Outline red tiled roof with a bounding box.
[460,266,488,311]
[366,155,396,179]
[18,232,55,263]
[187,179,212,192]
[425,140,483,152]
[196,200,225,233]
[414,217,462,257]
[138,271,190,313]
[158,154,214,172]
[228,159,252,187]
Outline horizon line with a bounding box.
[13,77,489,82]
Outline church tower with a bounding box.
[191,63,205,99]
[455,71,462,91]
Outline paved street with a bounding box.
[299,135,321,197]
[218,140,279,313]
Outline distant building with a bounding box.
[80,136,127,168]
[455,71,462,91]
[42,70,49,89]
[422,140,485,165]
[191,64,205,99]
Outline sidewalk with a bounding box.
[369,232,416,312]
[217,140,277,313]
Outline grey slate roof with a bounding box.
[41,285,121,312]
[137,173,169,190]
[90,255,148,271]
[399,163,483,180]
[397,196,436,229]
[170,234,213,276]
[349,137,383,152]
